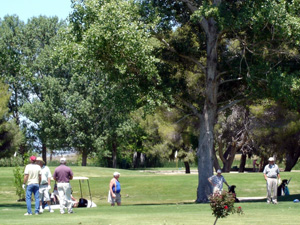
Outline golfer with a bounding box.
[208,169,230,194]
[263,157,281,204]
[53,157,74,214]
[36,157,54,213]
[108,172,121,206]
[23,155,41,215]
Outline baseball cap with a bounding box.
[30,155,36,161]
[217,169,222,173]
[268,157,275,161]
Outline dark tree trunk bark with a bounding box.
[238,154,247,172]
[184,161,190,174]
[285,148,300,171]
[81,150,87,166]
[42,143,47,165]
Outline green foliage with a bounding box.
[0,156,23,167]
[0,81,23,158]
[13,166,25,200]
[209,191,243,225]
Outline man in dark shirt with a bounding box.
[53,157,74,214]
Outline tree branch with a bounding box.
[219,77,243,86]
[159,37,207,74]
[217,99,244,114]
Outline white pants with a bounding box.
[57,183,72,213]
[266,178,278,202]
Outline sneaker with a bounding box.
[49,209,54,213]
[60,212,65,214]
[39,209,44,214]
[35,213,39,215]
[273,201,278,204]
[68,210,74,214]
[24,213,32,216]
[267,200,271,204]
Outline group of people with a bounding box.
[23,156,74,215]
[24,154,280,214]
[208,156,281,204]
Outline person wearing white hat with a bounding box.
[108,172,121,206]
[263,157,281,204]
[53,157,74,214]
[208,169,230,194]
[36,157,54,213]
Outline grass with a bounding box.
[1,166,300,224]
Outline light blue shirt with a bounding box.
[209,175,226,190]
[263,164,279,178]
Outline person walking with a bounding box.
[263,157,281,204]
[36,157,54,213]
[23,155,41,215]
[53,157,74,214]
[108,172,121,206]
[208,169,230,194]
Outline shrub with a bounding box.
[209,191,243,225]
[13,166,25,201]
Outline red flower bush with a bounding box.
[209,191,244,225]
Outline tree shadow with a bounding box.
[239,194,300,203]
[0,203,24,209]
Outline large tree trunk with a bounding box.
[196,17,219,203]
[81,150,88,166]
[238,153,247,172]
[285,148,300,171]
[184,161,190,174]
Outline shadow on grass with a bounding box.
[0,203,24,209]
[239,194,300,203]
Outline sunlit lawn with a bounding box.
[0,166,300,225]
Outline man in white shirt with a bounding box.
[36,157,54,213]
[263,157,281,204]
[23,156,41,215]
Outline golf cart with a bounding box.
[48,176,97,209]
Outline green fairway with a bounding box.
[1,167,300,224]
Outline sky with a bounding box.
[0,0,73,22]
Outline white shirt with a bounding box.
[40,165,52,185]
[263,164,279,178]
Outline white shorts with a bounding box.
[39,184,50,201]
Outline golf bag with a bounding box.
[277,179,290,196]
[228,185,240,202]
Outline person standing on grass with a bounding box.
[108,172,121,206]
[36,157,54,213]
[23,155,41,216]
[53,157,74,214]
[263,157,281,204]
[208,169,230,194]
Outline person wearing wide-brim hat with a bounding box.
[208,169,230,194]
[36,157,54,213]
[263,157,281,204]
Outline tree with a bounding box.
[0,81,23,158]
[23,0,160,166]
[141,0,300,202]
